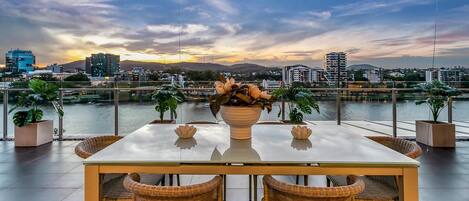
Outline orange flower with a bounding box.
[260,91,272,100]
[248,84,261,99]
[224,78,236,92]
[214,81,225,94]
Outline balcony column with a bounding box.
[392,89,397,138]
[336,88,341,125]
[281,81,285,121]
[3,90,7,140]
[448,97,453,124]
[114,88,119,136]
[58,89,64,140]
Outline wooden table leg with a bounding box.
[84,165,100,201]
[253,175,258,201]
[401,167,418,201]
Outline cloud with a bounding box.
[0,0,468,68]
[333,0,432,17]
[203,0,238,15]
[307,11,332,20]
[147,24,209,35]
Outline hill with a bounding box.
[61,60,85,72]
[61,60,278,73]
[347,64,380,71]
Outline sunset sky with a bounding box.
[0,0,468,68]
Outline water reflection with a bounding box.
[211,139,260,162]
[290,139,312,151]
[174,138,197,149]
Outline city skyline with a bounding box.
[0,0,469,68]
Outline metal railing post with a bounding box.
[281,81,285,121]
[58,89,64,140]
[281,98,285,121]
[336,88,341,125]
[3,91,8,140]
[392,89,397,138]
[448,97,453,124]
[114,88,119,136]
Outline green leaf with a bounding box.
[28,108,43,123]
[152,85,185,120]
[289,108,303,124]
[13,111,30,127]
[51,101,64,117]
[235,93,251,104]
[209,96,221,118]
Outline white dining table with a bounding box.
[83,123,419,201]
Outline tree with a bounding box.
[403,72,424,82]
[34,74,59,82]
[147,72,161,81]
[64,73,90,82]
[186,70,218,81]
[165,67,183,75]
[462,75,469,88]
[353,70,368,81]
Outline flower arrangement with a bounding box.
[208,78,275,117]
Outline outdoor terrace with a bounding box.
[0,124,468,201]
[0,82,468,201]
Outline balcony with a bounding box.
[0,81,468,201]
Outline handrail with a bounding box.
[1,86,467,140]
[2,87,469,92]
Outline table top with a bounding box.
[84,123,419,167]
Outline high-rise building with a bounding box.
[438,68,462,83]
[425,70,438,82]
[5,49,36,73]
[131,67,146,81]
[324,52,347,84]
[282,65,324,85]
[46,63,63,73]
[425,68,462,83]
[85,53,120,77]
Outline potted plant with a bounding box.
[272,84,320,124]
[415,80,461,147]
[9,79,63,147]
[209,78,274,139]
[151,85,185,124]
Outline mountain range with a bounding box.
[61,60,278,73]
[347,64,380,71]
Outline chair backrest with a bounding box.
[74,136,123,159]
[186,121,218,124]
[263,175,364,201]
[257,121,284,125]
[367,136,423,159]
[124,173,222,201]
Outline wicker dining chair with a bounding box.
[124,173,223,201]
[186,121,219,124]
[327,136,423,201]
[75,136,124,159]
[75,136,164,201]
[263,175,365,201]
[257,121,284,125]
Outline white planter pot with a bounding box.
[416,120,455,147]
[220,106,261,140]
[15,120,53,147]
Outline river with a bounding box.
[1,101,468,137]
